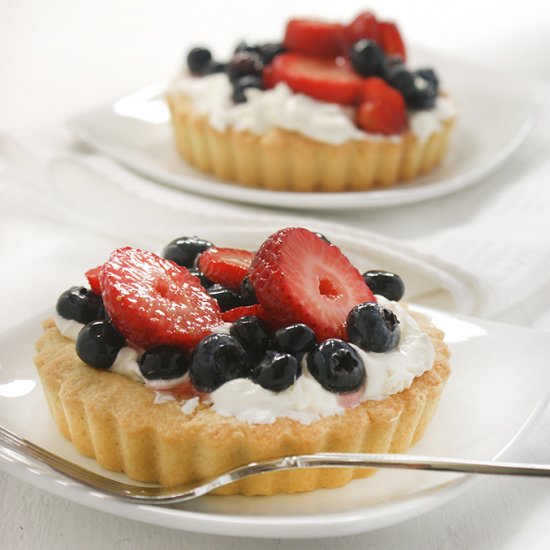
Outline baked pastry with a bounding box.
[167,11,456,192]
[35,228,450,495]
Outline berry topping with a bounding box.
[251,351,300,392]
[345,11,379,45]
[190,333,248,392]
[408,74,437,110]
[359,76,404,109]
[415,68,439,91]
[162,236,213,269]
[85,266,102,296]
[284,19,345,58]
[346,302,401,353]
[206,284,242,312]
[100,247,222,350]
[257,42,286,64]
[76,320,125,369]
[188,267,213,289]
[357,96,405,135]
[230,315,272,356]
[378,22,406,62]
[187,47,212,75]
[232,75,263,104]
[239,275,258,305]
[139,346,189,380]
[222,304,265,323]
[266,53,362,105]
[273,323,317,361]
[248,227,375,340]
[56,286,103,324]
[362,270,405,302]
[197,247,254,290]
[307,339,365,393]
[227,51,264,84]
[386,65,415,101]
[349,39,385,77]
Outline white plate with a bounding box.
[68,49,541,210]
[1,307,549,538]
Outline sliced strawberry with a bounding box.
[101,247,222,350]
[357,98,405,135]
[197,247,254,290]
[359,77,405,110]
[85,265,102,296]
[345,11,379,47]
[284,19,345,57]
[267,53,362,104]
[379,22,406,62]
[222,304,265,323]
[248,228,375,341]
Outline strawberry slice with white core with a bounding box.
[248,228,376,341]
[197,247,255,290]
[101,247,222,350]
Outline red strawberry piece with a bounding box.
[85,265,102,296]
[379,22,406,62]
[284,19,345,58]
[101,247,222,350]
[248,228,375,341]
[357,97,405,135]
[346,11,379,47]
[267,53,362,105]
[222,304,265,323]
[359,76,405,110]
[197,247,255,290]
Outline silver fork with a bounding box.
[1,424,549,504]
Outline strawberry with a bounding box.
[101,247,222,350]
[284,19,345,57]
[379,22,406,62]
[222,304,265,323]
[345,11,379,46]
[357,97,405,135]
[197,247,255,290]
[85,265,102,296]
[267,53,362,105]
[359,77,405,110]
[248,228,375,341]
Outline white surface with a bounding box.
[2,0,550,549]
[1,307,550,538]
[67,55,540,209]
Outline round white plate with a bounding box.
[67,49,541,210]
[1,307,549,538]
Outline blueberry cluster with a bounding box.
[186,42,286,104]
[349,40,439,110]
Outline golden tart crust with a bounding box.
[166,91,456,192]
[34,312,450,496]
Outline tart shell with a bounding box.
[166,91,456,192]
[34,312,450,496]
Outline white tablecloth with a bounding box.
[2,1,550,548]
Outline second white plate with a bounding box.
[68,49,540,210]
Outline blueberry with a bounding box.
[232,75,263,104]
[162,236,213,268]
[76,320,125,369]
[206,284,242,311]
[307,339,365,393]
[230,315,271,356]
[257,42,286,64]
[203,60,226,75]
[362,270,405,302]
[187,47,212,75]
[407,75,437,110]
[234,41,260,55]
[273,324,316,361]
[386,66,416,101]
[188,267,214,289]
[346,302,400,353]
[226,51,264,84]
[251,352,300,392]
[139,346,189,380]
[350,39,385,77]
[415,68,439,90]
[56,286,103,324]
[190,334,248,392]
[239,276,258,305]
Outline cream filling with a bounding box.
[170,73,456,145]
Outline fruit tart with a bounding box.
[35,228,450,495]
[166,11,456,192]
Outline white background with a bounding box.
[2,0,550,548]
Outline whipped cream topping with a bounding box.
[54,296,434,425]
[170,73,456,145]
